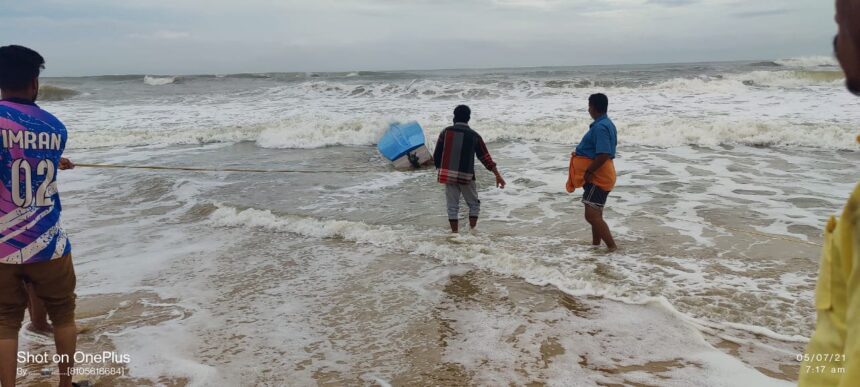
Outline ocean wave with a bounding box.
[284,70,843,101]
[222,73,274,79]
[775,56,839,68]
[752,70,845,85]
[144,75,179,86]
[615,118,855,149]
[478,119,856,150]
[581,70,843,93]
[68,124,262,149]
[97,68,847,99]
[255,118,390,149]
[206,204,812,345]
[38,85,80,101]
[66,116,858,151]
[86,74,146,82]
[749,61,782,67]
[653,70,844,92]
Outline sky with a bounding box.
[0,0,837,76]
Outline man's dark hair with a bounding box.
[588,93,609,114]
[0,45,45,91]
[453,105,471,123]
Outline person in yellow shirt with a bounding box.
[798,1,860,386]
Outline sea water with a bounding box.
[17,57,859,386]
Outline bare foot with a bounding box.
[25,322,54,337]
[606,245,618,253]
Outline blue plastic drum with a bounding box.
[377,122,427,161]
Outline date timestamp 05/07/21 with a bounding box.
[796,353,847,375]
[796,353,847,363]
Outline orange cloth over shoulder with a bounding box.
[565,155,616,193]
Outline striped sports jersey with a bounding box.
[0,98,71,264]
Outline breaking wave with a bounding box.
[38,85,80,101]
[652,70,844,92]
[144,75,179,86]
[66,116,858,151]
[51,59,857,153]
[775,56,839,68]
[281,70,844,101]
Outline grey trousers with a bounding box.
[445,181,481,220]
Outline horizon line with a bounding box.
[41,55,834,78]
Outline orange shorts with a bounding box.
[0,254,76,339]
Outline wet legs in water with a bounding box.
[449,217,478,233]
[584,205,617,251]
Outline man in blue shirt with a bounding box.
[573,93,618,251]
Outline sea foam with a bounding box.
[143,75,178,86]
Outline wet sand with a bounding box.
[19,268,799,386]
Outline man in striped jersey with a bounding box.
[0,45,78,387]
[433,105,506,233]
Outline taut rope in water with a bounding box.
[74,163,370,174]
[75,163,825,247]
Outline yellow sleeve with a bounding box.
[800,215,844,387]
[840,184,860,386]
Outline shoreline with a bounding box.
[18,268,801,386]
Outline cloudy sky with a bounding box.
[1,0,836,76]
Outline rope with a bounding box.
[407,152,421,168]
[74,163,370,174]
[75,163,825,248]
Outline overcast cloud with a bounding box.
[0,0,835,76]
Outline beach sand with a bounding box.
[18,267,800,386]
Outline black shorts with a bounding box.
[581,183,610,209]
